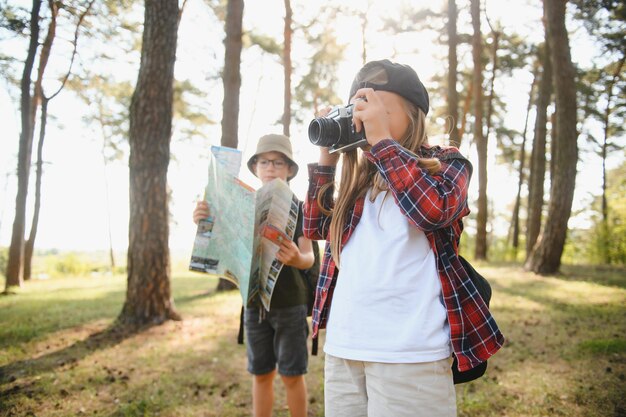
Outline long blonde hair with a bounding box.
[319,99,441,266]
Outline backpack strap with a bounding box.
[312,334,318,356]
[237,305,244,344]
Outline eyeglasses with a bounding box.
[256,158,288,169]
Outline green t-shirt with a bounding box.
[269,206,308,309]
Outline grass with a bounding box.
[1,265,625,416]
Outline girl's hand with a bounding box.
[275,239,303,267]
[316,106,340,166]
[351,87,392,146]
[193,201,211,224]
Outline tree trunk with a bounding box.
[447,0,460,145]
[23,0,58,281]
[102,144,116,270]
[526,43,552,260]
[527,0,578,274]
[471,0,488,261]
[220,0,243,149]
[459,77,473,141]
[217,0,244,292]
[484,31,499,143]
[600,56,624,264]
[509,70,537,259]
[119,0,180,325]
[5,0,42,290]
[360,10,368,66]
[282,0,292,137]
[24,97,49,281]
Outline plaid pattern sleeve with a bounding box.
[302,163,336,241]
[303,163,339,336]
[365,139,471,231]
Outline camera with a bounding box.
[308,104,367,153]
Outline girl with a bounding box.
[303,60,504,417]
[193,134,314,417]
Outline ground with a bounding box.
[1,263,625,416]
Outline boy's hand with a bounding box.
[275,239,303,267]
[193,201,211,224]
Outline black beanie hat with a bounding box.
[348,59,429,115]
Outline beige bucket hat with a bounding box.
[246,134,299,180]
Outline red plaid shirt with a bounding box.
[303,139,504,372]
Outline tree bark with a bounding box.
[447,0,460,145]
[360,10,368,66]
[282,0,292,137]
[471,0,488,261]
[484,30,499,144]
[459,77,473,141]
[217,0,244,291]
[527,0,578,274]
[24,97,49,281]
[526,43,552,260]
[119,0,180,325]
[23,0,58,281]
[5,0,42,290]
[220,0,243,149]
[23,0,94,280]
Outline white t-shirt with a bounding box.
[324,189,451,363]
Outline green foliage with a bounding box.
[577,338,626,356]
[26,250,122,278]
[48,252,92,276]
[294,24,345,121]
[115,399,154,417]
[245,32,282,56]
[599,159,626,264]
[0,1,29,34]
[0,246,7,276]
[574,157,626,265]
[563,156,626,265]
[67,74,133,161]
[572,0,626,54]
[173,79,215,141]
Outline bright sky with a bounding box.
[0,0,620,256]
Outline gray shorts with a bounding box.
[244,304,309,376]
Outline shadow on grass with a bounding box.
[0,323,141,387]
[489,277,626,360]
[559,264,626,290]
[0,289,127,351]
[483,261,626,290]
[0,289,226,390]
[0,279,222,351]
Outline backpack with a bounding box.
[451,256,492,384]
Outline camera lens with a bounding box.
[308,117,341,147]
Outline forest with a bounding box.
[0,0,625,416]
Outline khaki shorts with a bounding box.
[324,353,457,417]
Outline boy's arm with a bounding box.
[366,140,472,231]
[275,237,314,269]
[296,236,315,269]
